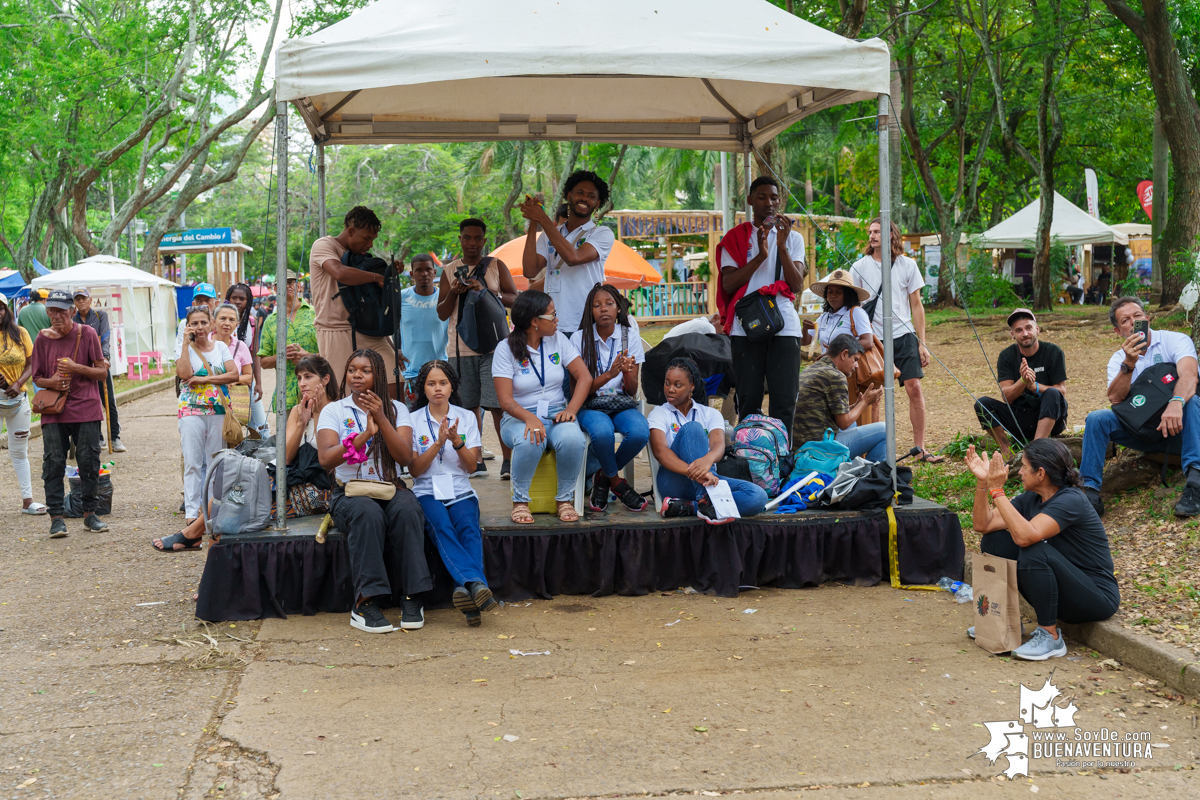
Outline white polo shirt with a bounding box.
[719,229,806,338]
[569,323,646,395]
[648,401,725,449]
[1106,328,1198,385]
[316,396,413,485]
[491,332,581,412]
[536,220,616,333]
[849,254,924,341]
[410,403,482,502]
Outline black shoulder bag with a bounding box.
[1112,361,1180,484]
[733,247,785,343]
[455,257,510,356]
[582,325,639,413]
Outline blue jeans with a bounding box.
[1081,398,1200,490]
[418,494,486,587]
[578,407,650,478]
[500,409,587,503]
[654,421,767,517]
[835,422,887,462]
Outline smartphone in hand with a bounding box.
[1133,319,1149,341]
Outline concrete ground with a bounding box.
[2,381,1199,799]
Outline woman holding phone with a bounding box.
[569,283,648,512]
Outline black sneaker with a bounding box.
[611,479,648,512]
[1083,487,1104,518]
[500,459,511,480]
[83,513,109,532]
[350,598,393,634]
[467,581,498,612]
[400,596,425,630]
[463,608,482,627]
[470,461,488,480]
[589,472,610,512]
[660,497,696,518]
[49,517,68,539]
[1176,484,1200,517]
[696,497,731,526]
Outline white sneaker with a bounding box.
[110,438,127,453]
[482,447,496,461]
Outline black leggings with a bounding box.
[330,488,431,603]
[981,531,1119,627]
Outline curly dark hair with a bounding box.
[562,170,610,207]
[507,290,552,366]
[409,359,464,413]
[338,348,404,488]
[821,285,862,315]
[344,205,382,233]
[664,356,706,406]
[576,284,632,380]
[296,355,340,404]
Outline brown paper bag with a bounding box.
[972,552,1022,654]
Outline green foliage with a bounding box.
[963,249,1021,312]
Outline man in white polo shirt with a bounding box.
[519,170,615,336]
[1080,295,1200,517]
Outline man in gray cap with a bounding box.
[72,289,124,452]
[973,308,1068,461]
[31,289,110,537]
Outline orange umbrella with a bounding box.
[489,234,662,291]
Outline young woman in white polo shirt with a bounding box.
[492,291,592,524]
[408,359,498,627]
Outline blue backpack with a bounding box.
[732,414,791,496]
[791,429,850,480]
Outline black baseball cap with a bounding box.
[45,289,73,310]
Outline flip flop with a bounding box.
[153,531,203,552]
[917,449,946,464]
[20,502,48,515]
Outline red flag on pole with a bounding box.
[1137,180,1154,220]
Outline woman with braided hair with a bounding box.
[569,283,649,512]
[317,348,431,634]
[225,283,269,436]
[648,357,767,523]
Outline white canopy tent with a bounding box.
[973,192,1129,250]
[30,256,178,375]
[270,0,895,528]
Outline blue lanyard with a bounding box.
[424,408,447,469]
[671,404,697,427]
[348,405,374,449]
[598,334,617,375]
[528,341,546,387]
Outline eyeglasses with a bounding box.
[536,312,557,321]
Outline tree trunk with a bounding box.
[1031,178,1056,310]
[501,142,527,239]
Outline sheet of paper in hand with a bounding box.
[705,480,741,520]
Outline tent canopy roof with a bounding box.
[30,255,180,290]
[972,193,1129,250]
[278,0,891,151]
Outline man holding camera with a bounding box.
[438,218,518,478]
[974,308,1068,461]
[1080,296,1200,517]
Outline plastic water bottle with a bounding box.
[937,577,962,593]
[954,583,973,603]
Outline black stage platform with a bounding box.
[195,497,965,622]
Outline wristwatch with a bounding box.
[453,440,465,450]
[1120,362,1134,374]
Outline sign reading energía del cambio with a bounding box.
[160,228,241,247]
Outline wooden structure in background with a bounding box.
[156,242,253,299]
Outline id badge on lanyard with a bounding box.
[529,342,551,419]
[425,409,458,501]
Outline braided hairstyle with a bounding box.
[225,283,255,344]
[409,359,464,413]
[577,283,632,379]
[664,356,706,406]
[508,290,551,366]
[338,348,403,488]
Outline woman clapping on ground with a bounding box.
[492,290,591,524]
[176,307,239,524]
[408,360,498,627]
[965,439,1120,661]
[570,283,648,513]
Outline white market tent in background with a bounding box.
[973,192,1130,250]
[30,255,178,375]
[269,0,895,527]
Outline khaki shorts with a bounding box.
[317,328,399,390]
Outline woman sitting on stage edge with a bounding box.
[493,290,591,524]
[966,438,1120,661]
[649,357,767,523]
[570,283,648,513]
[409,359,498,627]
[152,355,339,552]
[317,349,431,635]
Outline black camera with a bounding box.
[455,264,471,284]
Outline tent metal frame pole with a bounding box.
[274,100,289,531]
[720,152,731,233]
[743,141,752,222]
[317,143,327,239]
[878,94,897,478]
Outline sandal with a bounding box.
[511,503,534,525]
[556,501,580,522]
[917,449,946,464]
[153,531,203,552]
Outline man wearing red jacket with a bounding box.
[716,176,807,442]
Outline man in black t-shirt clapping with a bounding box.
[974,308,1068,460]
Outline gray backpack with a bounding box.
[203,449,272,535]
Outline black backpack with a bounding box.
[641,332,733,406]
[333,250,402,342]
[1112,361,1179,438]
[455,257,510,356]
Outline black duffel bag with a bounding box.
[824,462,913,512]
[64,474,114,517]
[641,332,733,406]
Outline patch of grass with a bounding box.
[910,462,1023,514]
